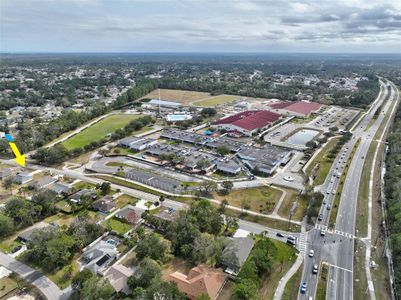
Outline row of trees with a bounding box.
[384,99,401,296]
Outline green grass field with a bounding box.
[104,217,133,235]
[194,95,239,107]
[62,114,144,150]
[213,186,283,214]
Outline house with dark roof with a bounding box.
[212,110,281,136]
[68,189,97,204]
[115,205,145,225]
[168,265,227,300]
[215,160,242,175]
[221,237,255,275]
[269,101,322,117]
[92,196,116,214]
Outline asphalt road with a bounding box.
[298,79,397,300]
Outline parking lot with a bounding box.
[309,107,358,130]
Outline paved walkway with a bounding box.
[273,253,304,300]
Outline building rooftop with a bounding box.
[269,101,322,115]
[213,110,280,131]
[169,265,227,300]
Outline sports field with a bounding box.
[141,89,210,106]
[193,94,239,107]
[62,114,144,150]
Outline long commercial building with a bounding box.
[211,110,281,136]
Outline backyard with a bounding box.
[103,217,133,235]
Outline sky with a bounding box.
[1,0,401,53]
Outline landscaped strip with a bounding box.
[316,264,328,300]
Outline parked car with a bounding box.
[11,245,22,253]
[318,214,323,221]
[276,232,285,238]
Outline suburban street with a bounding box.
[298,79,399,300]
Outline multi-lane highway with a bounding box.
[298,79,399,300]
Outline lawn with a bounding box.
[0,232,22,253]
[224,207,301,233]
[48,261,79,289]
[104,217,133,235]
[193,95,239,107]
[62,114,144,150]
[55,200,74,213]
[277,189,305,221]
[115,194,138,208]
[260,240,298,300]
[0,277,18,298]
[213,186,283,214]
[306,136,341,186]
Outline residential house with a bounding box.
[82,237,121,275]
[92,196,117,214]
[69,189,97,204]
[14,172,33,184]
[18,222,56,243]
[221,237,255,275]
[104,264,135,294]
[28,176,57,190]
[47,182,72,196]
[115,205,145,225]
[168,265,227,300]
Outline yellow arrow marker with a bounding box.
[9,142,26,167]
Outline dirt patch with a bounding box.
[141,89,210,106]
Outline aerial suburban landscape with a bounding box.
[1,1,401,300]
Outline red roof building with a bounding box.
[212,110,281,136]
[269,101,322,117]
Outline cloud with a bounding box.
[1,0,401,52]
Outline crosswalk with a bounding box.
[298,232,307,254]
[315,224,355,239]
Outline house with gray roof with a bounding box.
[92,196,116,214]
[221,237,255,275]
[28,176,57,190]
[216,160,242,175]
[48,182,72,195]
[82,237,121,275]
[14,172,33,184]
